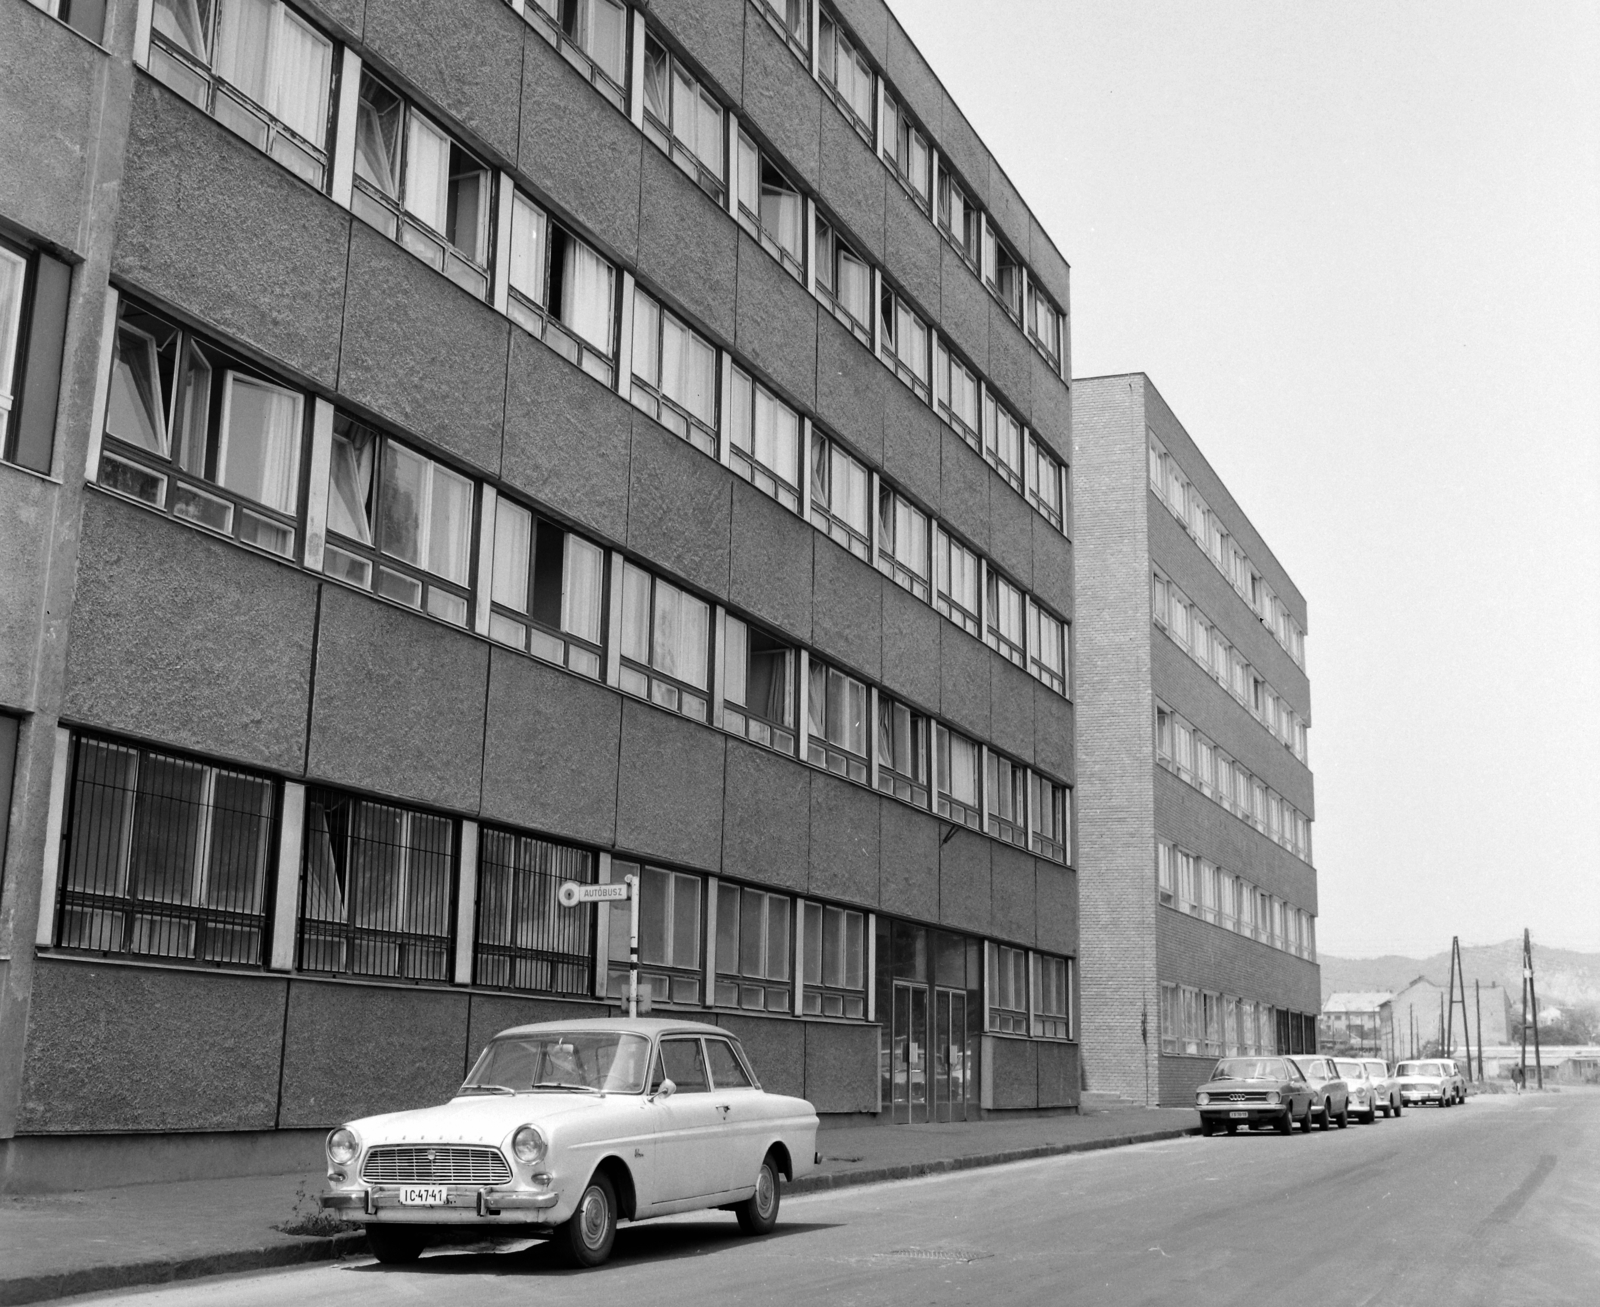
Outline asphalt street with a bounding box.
[74,1090,1599,1307]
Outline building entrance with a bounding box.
[878,919,982,1122]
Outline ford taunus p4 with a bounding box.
[322,1018,819,1267]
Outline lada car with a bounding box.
[1394,1059,1454,1107]
[1288,1056,1350,1129]
[321,1019,819,1267]
[1194,1057,1315,1135]
[1360,1058,1403,1117]
[1334,1058,1383,1124]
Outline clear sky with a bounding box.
[891,0,1600,957]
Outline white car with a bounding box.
[320,1018,820,1267]
[1394,1058,1456,1108]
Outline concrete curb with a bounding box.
[788,1125,1201,1196]
[0,1230,368,1307]
[0,1126,1198,1305]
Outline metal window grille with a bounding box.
[297,788,456,981]
[56,735,276,967]
[474,830,595,994]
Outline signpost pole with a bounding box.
[628,874,640,1020]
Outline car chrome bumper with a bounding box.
[322,1187,561,1217]
[1198,1106,1285,1121]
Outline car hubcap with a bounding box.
[579,1187,609,1249]
[756,1166,776,1218]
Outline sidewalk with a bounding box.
[0,1107,1198,1306]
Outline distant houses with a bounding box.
[1321,978,1514,1061]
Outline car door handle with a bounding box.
[716,1104,731,1117]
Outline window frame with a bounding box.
[879,284,931,400]
[714,880,793,1013]
[487,494,607,679]
[617,561,712,722]
[933,526,981,637]
[880,90,931,211]
[981,390,1024,492]
[1025,279,1063,369]
[518,0,630,111]
[934,722,981,830]
[933,337,981,450]
[610,861,704,1005]
[753,0,810,62]
[874,693,929,808]
[1027,435,1065,531]
[983,223,1023,322]
[806,656,869,783]
[721,611,798,755]
[985,750,1026,848]
[800,898,867,1019]
[735,129,806,281]
[988,942,1028,1035]
[817,7,875,143]
[814,214,873,345]
[507,189,618,385]
[642,31,727,203]
[809,431,872,560]
[876,483,930,600]
[727,364,802,512]
[985,568,1027,669]
[1028,602,1067,696]
[937,167,981,268]
[1031,952,1071,1040]
[474,827,596,994]
[629,286,718,455]
[1030,772,1069,864]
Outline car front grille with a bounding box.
[361,1146,512,1185]
[1222,1092,1269,1103]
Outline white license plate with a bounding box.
[1228,1110,1250,1119]
[399,1186,450,1206]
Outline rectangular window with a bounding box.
[937,168,980,266]
[507,192,617,384]
[817,9,874,140]
[983,226,1022,321]
[935,723,981,829]
[1203,991,1220,1056]
[1156,841,1174,906]
[807,657,868,782]
[1181,985,1200,1055]
[802,900,866,1017]
[350,69,491,298]
[643,34,725,201]
[881,92,931,209]
[815,216,872,344]
[1255,890,1271,943]
[722,613,797,754]
[1159,982,1179,1053]
[1197,738,1214,795]
[1,239,66,475]
[299,787,455,980]
[149,0,333,186]
[755,0,809,60]
[322,415,474,627]
[1027,437,1064,530]
[875,695,928,807]
[1031,773,1069,863]
[1029,604,1067,696]
[809,432,871,559]
[1176,720,1194,778]
[488,497,604,677]
[933,527,981,636]
[933,338,980,449]
[715,882,792,1012]
[0,242,26,461]
[1032,953,1070,1039]
[1199,860,1217,924]
[1155,705,1173,763]
[988,943,1027,1034]
[985,570,1027,668]
[609,861,702,1004]
[521,0,628,109]
[1237,880,1254,935]
[630,287,716,454]
[618,562,710,720]
[879,287,930,400]
[1177,850,1197,913]
[728,366,802,511]
[985,752,1026,847]
[981,391,1024,491]
[56,734,275,966]
[876,485,930,600]
[475,830,594,993]
[736,131,804,279]
[1151,572,1169,628]
[99,300,305,559]
[1025,280,1062,368]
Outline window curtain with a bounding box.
[561,536,604,643]
[652,583,708,688]
[172,342,213,477]
[0,243,26,409]
[426,464,473,585]
[491,498,533,612]
[217,374,302,512]
[661,317,713,423]
[403,113,450,233]
[763,175,802,258]
[378,441,427,566]
[559,237,613,352]
[752,387,798,481]
[837,249,870,324]
[327,422,375,544]
[584,0,627,84]
[509,195,547,304]
[642,44,669,124]
[270,7,332,139]
[620,564,652,666]
[213,0,272,104]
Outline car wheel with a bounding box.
[1224,1122,1238,1135]
[1362,1104,1376,1124]
[365,1225,425,1265]
[1298,1105,1312,1134]
[1277,1109,1293,1135]
[1336,1102,1350,1128]
[735,1153,782,1236]
[1200,1119,1214,1137]
[1393,1098,1402,1117]
[556,1172,618,1268]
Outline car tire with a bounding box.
[365,1225,425,1265]
[1336,1102,1350,1129]
[1393,1098,1402,1117]
[1317,1103,1331,1131]
[1362,1105,1376,1124]
[1200,1119,1214,1137]
[1277,1110,1293,1135]
[555,1171,618,1268]
[1298,1105,1312,1134]
[1224,1123,1238,1135]
[735,1153,782,1236]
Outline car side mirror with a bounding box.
[652,1078,676,1101]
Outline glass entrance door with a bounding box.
[933,987,970,1122]
[891,980,929,1123]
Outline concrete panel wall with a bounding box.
[804,1020,879,1113]
[985,1034,1037,1110]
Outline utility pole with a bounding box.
[1437,993,1444,1055]
[1447,936,1472,1083]
[1520,931,1530,1088]
[1445,940,1457,1053]
[1475,980,1484,1082]
[1526,929,1544,1090]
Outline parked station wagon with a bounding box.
[321,1019,819,1266]
[1194,1057,1315,1135]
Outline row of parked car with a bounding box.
[1195,1055,1470,1135]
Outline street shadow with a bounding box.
[344,1219,839,1278]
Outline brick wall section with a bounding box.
[1071,376,1159,1102]
[1074,374,1320,1105]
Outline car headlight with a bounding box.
[327,1127,359,1166]
[1197,1092,1210,1106]
[1266,1091,1280,1105]
[512,1124,547,1165]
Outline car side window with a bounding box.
[705,1039,753,1089]
[656,1038,710,1092]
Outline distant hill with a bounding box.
[1319,940,1600,1010]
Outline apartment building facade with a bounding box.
[0,0,1083,1186]
[1073,374,1319,1106]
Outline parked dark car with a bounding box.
[1195,1057,1316,1135]
[1289,1055,1350,1129]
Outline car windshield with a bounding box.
[1397,1061,1442,1077]
[1211,1058,1288,1081]
[1365,1062,1388,1076]
[1336,1061,1363,1078]
[462,1032,651,1094]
